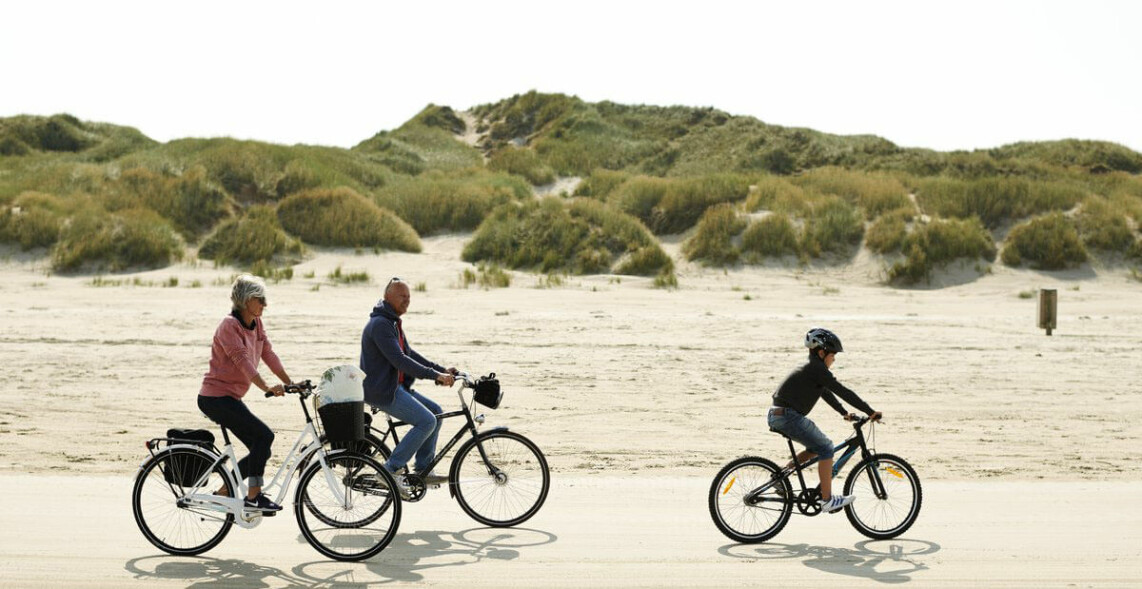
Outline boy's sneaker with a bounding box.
[244,493,282,515]
[820,494,855,513]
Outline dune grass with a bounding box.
[52,207,183,272]
[913,176,1087,228]
[354,105,481,174]
[798,196,864,259]
[740,213,800,261]
[277,187,420,252]
[1077,195,1136,254]
[573,168,630,199]
[610,173,753,234]
[864,208,915,254]
[886,217,997,284]
[0,191,70,249]
[682,204,746,265]
[1001,213,1088,269]
[486,147,556,186]
[462,196,673,276]
[198,205,304,266]
[790,167,911,218]
[373,168,530,235]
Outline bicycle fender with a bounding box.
[447,427,511,498]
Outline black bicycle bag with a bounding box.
[163,429,216,486]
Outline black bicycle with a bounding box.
[709,416,921,543]
[333,372,550,527]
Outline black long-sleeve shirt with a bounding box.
[772,353,875,417]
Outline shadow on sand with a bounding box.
[124,526,557,587]
[719,538,941,584]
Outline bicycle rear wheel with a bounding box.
[295,451,401,561]
[132,448,234,555]
[709,456,792,543]
[843,453,922,539]
[451,431,550,527]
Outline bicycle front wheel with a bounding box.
[452,431,550,527]
[709,456,792,543]
[295,451,401,561]
[843,453,922,539]
[132,448,234,556]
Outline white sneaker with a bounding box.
[820,494,855,513]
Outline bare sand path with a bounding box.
[2,475,1139,588]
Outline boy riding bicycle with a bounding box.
[769,327,882,514]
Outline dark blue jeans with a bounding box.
[197,395,275,487]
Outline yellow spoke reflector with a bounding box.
[722,476,736,495]
[884,466,904,478]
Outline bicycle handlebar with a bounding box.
[265,380,315,398]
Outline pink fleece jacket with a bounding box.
[199,315,285,399]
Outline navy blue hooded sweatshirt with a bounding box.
[360,300,444,407]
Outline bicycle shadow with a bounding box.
[348,527,558,583]
[124,527,558,588]
[718,538,941,584]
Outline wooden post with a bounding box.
[1038,289,1057,336]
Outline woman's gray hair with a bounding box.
[231,274,267,312]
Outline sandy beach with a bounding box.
[1,235,1141,586]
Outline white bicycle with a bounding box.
[131,381,401,561]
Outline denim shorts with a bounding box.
[768,407,835,459]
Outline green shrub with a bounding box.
[1077,195,1135,253]
[682,204,745,265]
[52,207,183,272]
[799,197,864,258]
[887,217,997,283]
[198,205,303,265]
[487,147,556,186]
[740,213,799,260]
[278,187,420,252]
[865,208,914,254]
[791,167,911,218]
[1001,213,1087,269]
[374,169,530,235]
[462,197,671,275]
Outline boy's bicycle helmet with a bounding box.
[805,327,843,353]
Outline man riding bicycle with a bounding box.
[360,277,457,496]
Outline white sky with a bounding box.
[3,0,1140,153]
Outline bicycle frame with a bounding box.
[371,386,504,484]
[148,390,347,529]
[746,417,887,507]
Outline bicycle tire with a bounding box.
[451,430,550,527]
[299,447,397,529]
[294,451,401,561]
[709,456,793,544]
[132,448,234,556]
[843,453,922,540]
